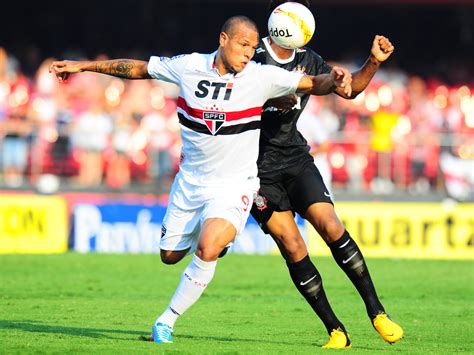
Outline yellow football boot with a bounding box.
[373,313,404,344]
[322,328,352,349]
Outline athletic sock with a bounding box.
[328,230,385,319]
[287,255,346,334]
[154,307,179,328]
[156,254,217,328]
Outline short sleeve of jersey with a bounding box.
[312,51,332,75]
[147,54,191,85]
[258,64,303,100]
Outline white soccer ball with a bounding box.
[268,2,316,49]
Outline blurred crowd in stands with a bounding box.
[0,47,473,201]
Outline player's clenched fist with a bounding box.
[371,35,395,63]
[49,60,85,83]
[331,66,352,97]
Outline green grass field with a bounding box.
[0,254,473,353]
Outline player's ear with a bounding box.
[219,32,229,47]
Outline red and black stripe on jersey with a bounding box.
[178,113,260,135]
[177,97,262,136]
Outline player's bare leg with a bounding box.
[267,211,307,262]
[152,218,236,343]
[196,218,237,261]
[304,203,345,244]
[304,202,403,343]
[266,211,351,348]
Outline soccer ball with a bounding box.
[268,2,316,49]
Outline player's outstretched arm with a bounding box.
[336,35,394,99]
[50,59,151,82]
[297,66,352,97]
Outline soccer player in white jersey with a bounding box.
[50,16,352,344]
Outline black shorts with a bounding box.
[251,159,333,232]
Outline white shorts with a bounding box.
[160,173,259,252]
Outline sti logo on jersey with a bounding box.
[203,112,226,135]
[195,80,233,100]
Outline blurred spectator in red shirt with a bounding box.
[0,48,33,187]
[406,77,442,194]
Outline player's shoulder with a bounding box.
[188,52,209,66]
[296,47,332,74]
[152,53,191,62]
[245,60,270,77]
[182,52,209,65]
[296,46,325,63]
[164,52,210,70]
[248,60,285,74]
[149,53,193,68]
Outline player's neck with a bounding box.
[215,51,232,76]
[267,37,294,60]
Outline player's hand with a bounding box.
[331,66,352,97]
[264,94,299,112]
[370,35,395,63]
[49,60,85,83]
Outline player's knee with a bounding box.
[286,237,306,258]
[318,219,345,244]
[275,233,307,263]
[195,245,221,261]
[306,205,344,243]
[160,250,182,265]
[160,255,178,265]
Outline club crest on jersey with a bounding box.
[254,194,268,211]
[203,112,226,135]
[293,65,307,74]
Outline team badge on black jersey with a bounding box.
[254,194,268,211]
[293,65,306,74]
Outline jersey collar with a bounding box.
[262,37,296,64]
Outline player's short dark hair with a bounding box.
[221,16,258,38]
[268,0,311,16]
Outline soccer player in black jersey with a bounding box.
[249,0,403,348]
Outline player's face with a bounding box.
[220,25,259,73]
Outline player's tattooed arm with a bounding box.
[92,60,150,79]
[50,59,151,82]
[336,35,394,99]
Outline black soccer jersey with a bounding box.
[253,37,332,174]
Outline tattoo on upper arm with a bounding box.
[95,60,135,78]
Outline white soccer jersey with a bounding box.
[148,51,302,186]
